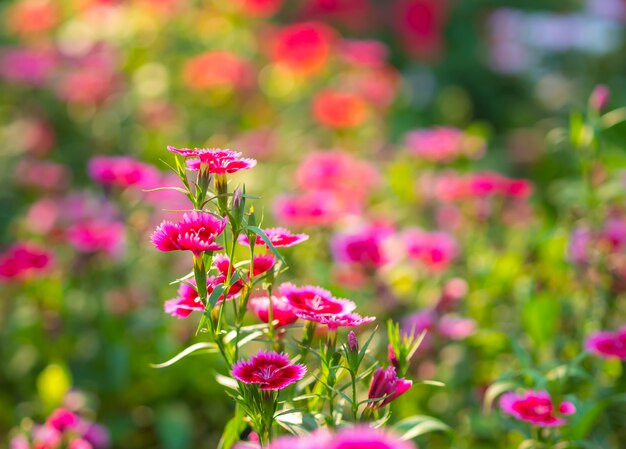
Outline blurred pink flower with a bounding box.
[0,242,53,281]
[182,51,253,90]
[331,223,393,269]
[438,315,476,340]
[88,156,160,189]
[0,47,57,86]
[66,220,125,256]
[238,227,309,248]
[436,277,468,312]
[231,351,306,390]
[248,295,298,328]
[339,39,389,68]
[274,191,344,227]
[406,127,485,163]
[500,390,576,427]
[326,426,416,449]
[151,212,227,254]
[568,227,591,265]
[266,427,415,449]
[279,283,356,317]
[271,22,335,75]
[47,408,79,432]
[69,439,93,449]
[368,366,412,408]
[345,67,399,109]
[32,425,63,448]
[403,228,457,271]
[312,89,369,128]
[164,280,205,318]
[167,147,256,174]
[585,327,626,360]
[590,84,610,112]
[393,0,449,61]
[15,159,70,191]
[57,69,117,105]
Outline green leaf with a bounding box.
[208,283,225,311]
[217,406,247,449]
[150,342,218,368]
[392,415,451,441]
[483,380,518,413]
[522,294,560,347]
[246,226,287,265]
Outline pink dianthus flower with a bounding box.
[585,327,626,360]
[151,212,227,254]
[88,156,160,189]
[167,147,256,174]
[231,351,306,390]
[499,390,576,427]
[367,366,413,408]
[248,296,298,328]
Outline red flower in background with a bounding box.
[585,327,626,360]
[235,0,283,17]
[393,0,450,61]
[6,0,59,36]
[0,243,53,281]
[312,90,369,128]
[182,51,253,90]
[271,22,335,75]
[88,156,160,189]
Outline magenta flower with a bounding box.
[403,228,457,271]
[166,146,256,174]
[266,427,415,449]
[331,223,393,268]
[66,220,125,257]
[164,281,205,318]
[0,47,57,86]
[88,156,160,189]
[329,426,416,449]
[231,351,306,390]
[248,296,298,328]
[279,283,356,317]
[46,408,78,432]
[238,227,309,247]
[437,316,476,340]
[585,327,626,360]
[0,243,53,281]
[210,253,275,298]
[499,390,576,427]
[368,366,412,408]
[151,212,227,254]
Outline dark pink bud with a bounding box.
[590,85,610,113]
[348,331,358,352]
[368,366,412,408]
[387,344,400,371]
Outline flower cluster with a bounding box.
[10,408,109,449]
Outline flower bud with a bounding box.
[348,331,358,353]
[589,85,610,113]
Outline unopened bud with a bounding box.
[233,188,243,210]
[590,85,610,113]
[348,331,358,352]
[387,344,399,371]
